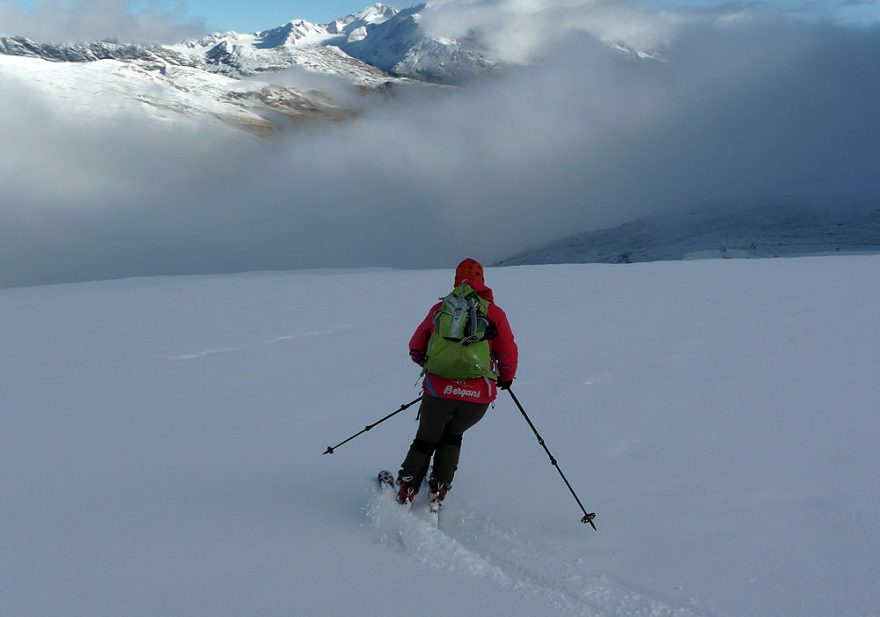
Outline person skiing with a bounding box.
[397,258,518,509]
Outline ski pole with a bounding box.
[507,388,597,530]
[323,396,422,455]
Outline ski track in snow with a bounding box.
[364,488,708,617]
[167,328,348,360]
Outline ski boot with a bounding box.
[428,480,448,514]
[396,475,419,506]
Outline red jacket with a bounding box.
[409,278,518,404]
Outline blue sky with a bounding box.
[2,1,401,33]
[644,0,879,23]
[171,1,402,31]
[3,0,878,34]
[181,0,877,32]
[185,0,878,32]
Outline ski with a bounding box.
[377,470,395,491]
[427,493,442,516]
[427,482,448,521]
[378,469,414,508]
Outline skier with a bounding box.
[397,258,518,509]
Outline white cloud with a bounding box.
[1,2,879,287]
[420,0,689,63]
[0,0,206,42]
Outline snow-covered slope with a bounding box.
[0,27,393,87]
[498,204,880,265]
[0,35,198,66]
[0,54,352,134]
[3,260,879,616]
[0,2,504,134]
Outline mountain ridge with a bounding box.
[0,3,500,84]
[496,203,880,266]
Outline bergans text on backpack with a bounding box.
[425,285,497,381]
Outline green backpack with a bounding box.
[425,285,497,381]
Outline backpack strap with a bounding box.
[462,295,481,344]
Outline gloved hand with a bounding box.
[410,350,427,367]
[496,379,513,390]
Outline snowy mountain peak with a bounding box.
[339,4,499,83]
[353,3,399,21]
[255,19,327,48]
[325,3,399,35]
[157,2,495,83]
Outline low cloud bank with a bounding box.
[1,2,879,287]
[421,0,687,63]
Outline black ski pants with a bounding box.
[398,394,489,488]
